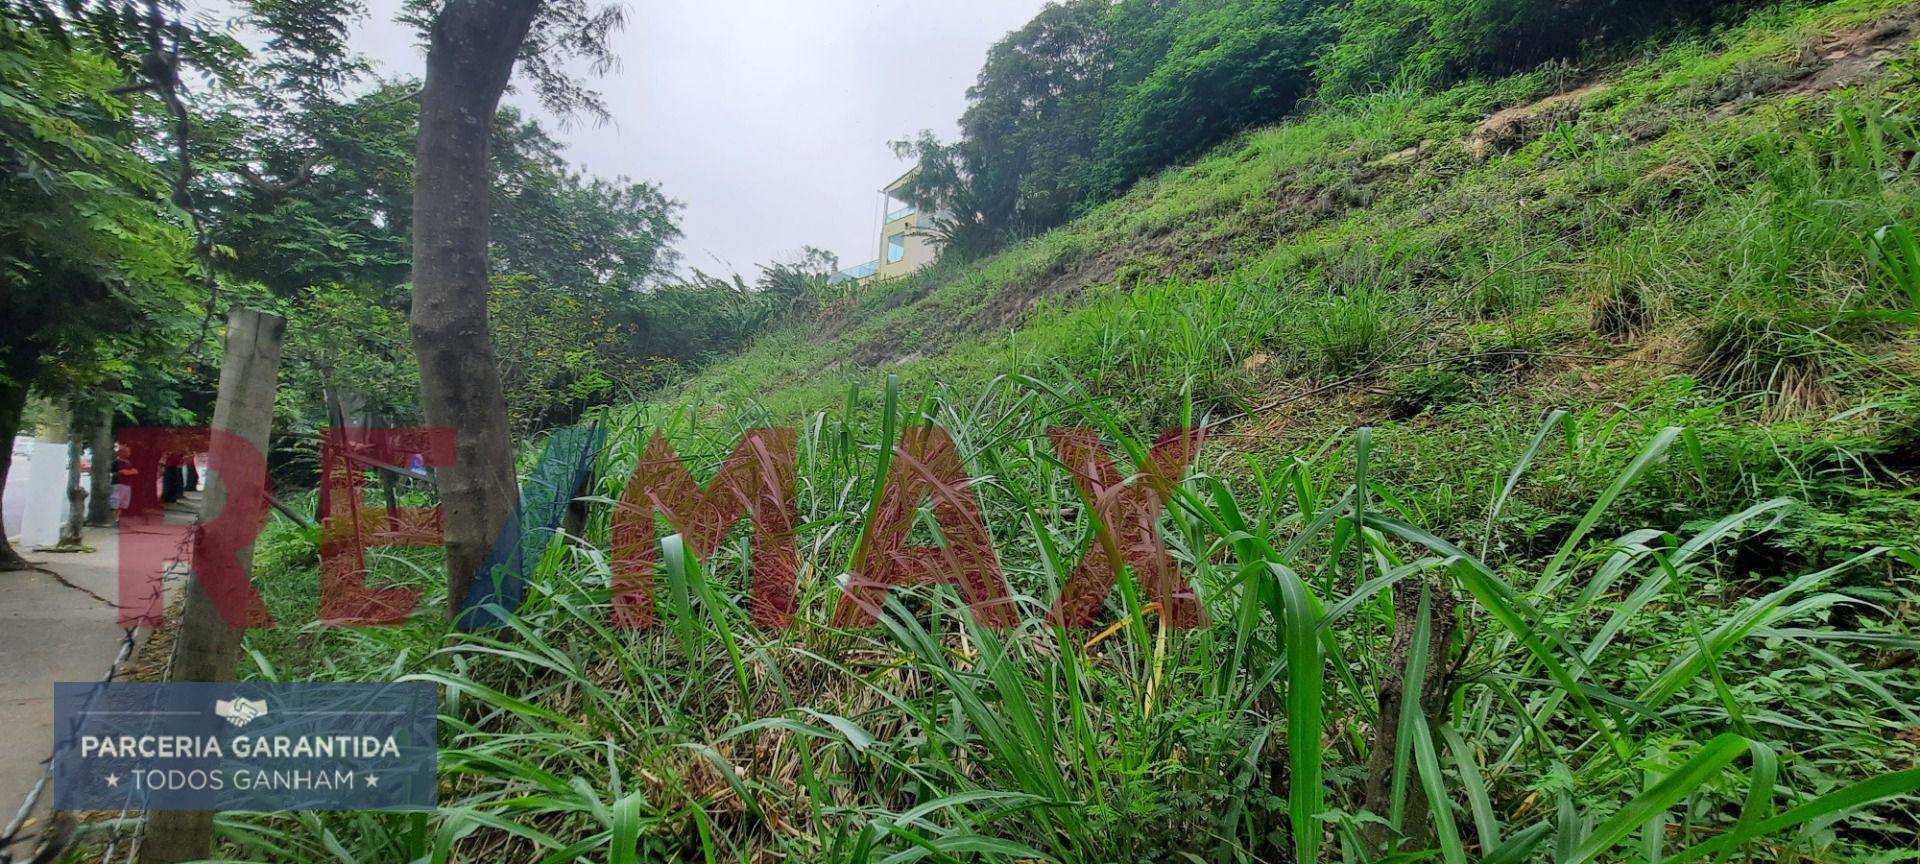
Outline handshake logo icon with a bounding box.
[213,697,269,728]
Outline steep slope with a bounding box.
[643,0,1920,552]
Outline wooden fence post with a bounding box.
[138,309,285,864]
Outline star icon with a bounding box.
[104,774,119,788]
[364,774,378,788]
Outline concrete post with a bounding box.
[138,309,285,864]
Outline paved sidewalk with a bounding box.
[0,503,194,849]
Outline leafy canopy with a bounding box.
[0,14,197,400]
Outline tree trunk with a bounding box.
[1361,581,1459,856]
[87,403,113,526]
[139,309,286,864]
[59,405,85,546]
[0,380,28,570]
[409,0,539,618]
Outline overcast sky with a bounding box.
[336,0,1047,276]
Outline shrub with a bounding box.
[1316,0,1766,97]
[1309,287,1392,372]
[1387,366,1471,416]
[1695,307,1843,413]
[1465,253,1548,319]
[1591,274,1653,338]
[1870,223,1920,316]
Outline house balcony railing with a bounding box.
[830,259,879,284]
[885,204,917,223]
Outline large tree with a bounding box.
[410,0,540,618]
[894,0,1112,255]
[895,0,1340,255]
[405,0,623,615]
[1089,0,1335,197]
[202,79,682,435]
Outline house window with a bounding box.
[886,232,906,263]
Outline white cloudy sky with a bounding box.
[323,0,1046,276]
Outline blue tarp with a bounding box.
[455,422,605,629]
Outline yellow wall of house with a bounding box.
[873,167,939,281]
[875,210,937,280]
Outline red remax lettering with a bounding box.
[119,423,1211,633]
[116,427,208,628]
[188,427,275,628]
[834,425,1017,628]
[1046,427,1207,628]
[318,427,455,625]
[610,428,799,627]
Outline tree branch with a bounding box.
[235,151,327,196]
[141,0,220,360]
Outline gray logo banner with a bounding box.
[53,682,436,811]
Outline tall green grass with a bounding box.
[209,372,1919,863]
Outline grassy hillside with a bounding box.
[663,0,1920,550]
[633,0,1920,565]
[683,3,1910,423]
[224,2,1920,861]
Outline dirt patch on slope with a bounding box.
[900,151,1419,363]
[962,161,1402,342]
[1269,165,1388,225]
[1470,83,1611,158]
[848,330,913,366]
[814,281,935,341]
[1690,10,1919,116]
[846,231,1168,367]
[1793,11,1918,94]
[978,242,1141,331]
